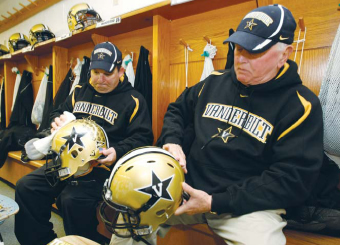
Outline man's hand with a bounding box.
[97,147,117,167]
[163,143,187,174]
[51,114,68,133]
[175,182,212,216]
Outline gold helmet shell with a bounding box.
[67,3,102,32]
[8,33,30,53]
[0,44,9,56]
[29,24,55,46]
[45,118,109,186]
[101,147,185,238]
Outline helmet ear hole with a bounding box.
[156,209,166,216]
[71,150,79,158]
[125,166,134,172]
[167,163,174,168]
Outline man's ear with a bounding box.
[278,45,293,68]
[118,66,125,77]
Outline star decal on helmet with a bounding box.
[135,171,174,209]
[212,126,236,143]
[97,52,105,60]
[62,127,86,152]
[244,18,257,31]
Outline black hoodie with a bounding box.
[159,60,323,215]
[50,74,153,162]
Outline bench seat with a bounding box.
[0,151,45,185]
[157,224,340,245]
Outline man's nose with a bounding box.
[238,51,248,63]
[98,73,105,80]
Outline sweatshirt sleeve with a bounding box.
[158,83,204,146]
[211,90,324,215]
[112,95,154,160]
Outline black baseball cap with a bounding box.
[89,42,122,73]
[224,4,296,53]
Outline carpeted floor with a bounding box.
[0,179,65,245]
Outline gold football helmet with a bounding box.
[8,33,30,53]
[100,147,185,242]
[0,44,9,56]
[45,118,109,187]
[29,24,55,46]
[67,3,102,32]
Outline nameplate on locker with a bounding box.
[96,17,121,28]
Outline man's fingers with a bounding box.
[163,144,187,173]
[182,182,194,195]
[175,203,186,216]
[55,117,62,125]
[60,114,67,121]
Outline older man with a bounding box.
[155,4,323,245]
[106,4,323,245]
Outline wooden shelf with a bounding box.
[0,0,248,64]
[0,39,55,65]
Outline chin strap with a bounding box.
[131,234,152,245]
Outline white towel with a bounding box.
[11,67,21,111]
[69,58,82,94]
[200,43,217,81]
[25,111,76,159]
[122,54,135,86]
[31,67,49,126]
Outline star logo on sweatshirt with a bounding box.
[135,171,174,210]
[62,127,86,152]
[212,126,236,143]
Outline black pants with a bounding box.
[15,166,108,245]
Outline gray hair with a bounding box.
[276,42,289,51]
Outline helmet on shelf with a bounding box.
[8,33,30,52]
[67,3,102,32]
[0,44,9,56]
[100,147,185,240]
[29,24,55,46]
[45,118,109,187]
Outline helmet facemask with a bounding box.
[29,24,55,47]
[100,197,148,239]
[8,33,30,52]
